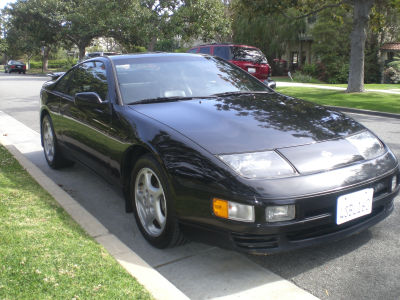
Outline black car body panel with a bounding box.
[131,93,365,154]
[40,53,399,254]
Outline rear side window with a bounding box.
[213,46,231,60]
[231,47,268,64]
[199,47,211,54]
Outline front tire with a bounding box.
[130,155,185,248]
[41,114,73,169]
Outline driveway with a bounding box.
[1,73,399,299]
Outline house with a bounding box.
[380,42,400,64]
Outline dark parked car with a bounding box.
[5,60,26,74]
[82,51,120,61]
[40,53,399,254]
[188,44,276,89]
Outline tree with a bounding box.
[311,6,353,83]
[231,4,305,62]
[106,0,231,52]
[237,0,400,92]
[174,0,231,43]
[0,14,8,61]
[105,0,150,52]
[2,0,61,70]
[139,0,182,51]
[59,0,109,59]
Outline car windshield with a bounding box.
[114,55,269,104]
[9,60,22,65]
[231,47,268,64]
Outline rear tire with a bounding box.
[130,154,186,248]
[41,114,73,169]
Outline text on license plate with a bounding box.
[336,188,373,225]
[248,67,256,73]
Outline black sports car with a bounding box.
[40,53,399,254]
[5,60,26,74]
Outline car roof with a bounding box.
[108,52,205,62]
[193,44,259,49]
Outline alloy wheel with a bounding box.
[135,167,167,237]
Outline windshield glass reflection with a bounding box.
[114,55,269,104]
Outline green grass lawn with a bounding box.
[276,87,400,114]
[273,77,400,90]
[0,145,152,299]
[328,83,400,90]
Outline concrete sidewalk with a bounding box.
[277,81,400,94]
[0,110,318,300]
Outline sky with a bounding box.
[0,0,15,10]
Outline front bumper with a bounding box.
[180,171,399,254]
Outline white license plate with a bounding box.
[248,67,256,73]
[336,188,373,225]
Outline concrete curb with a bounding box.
[326,105,400,119]
[0,137,189,300]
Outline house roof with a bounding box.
[381,43,400,51]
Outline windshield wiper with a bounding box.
[213,91,272,97]
[127,96,216,105]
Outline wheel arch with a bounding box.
[121,143,171,212]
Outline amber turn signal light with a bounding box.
[212,198,229,219]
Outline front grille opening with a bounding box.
[287,205,384,241]
[231,233,279,250]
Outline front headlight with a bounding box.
[218,151,296,179]
[346,131,385,160]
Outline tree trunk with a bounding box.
[147,36,157,52]
[43,46,51,71]
[78,46,86,61]
[346,0,374,93]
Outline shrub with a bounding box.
[315,62,328,82]
[384,67,400,84]
[301,63,319,78]
[130,46,147,53]
[326,63,349,84]
[29,59,78,70]
[292,71,322,83]
[174,47,189,53]
[387,60,400,71]
[48,59,77,69]
[29,61,42,69]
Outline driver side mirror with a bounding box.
[74,92,106,106]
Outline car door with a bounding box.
[59,60,114,178]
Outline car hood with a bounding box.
[130,92,365,155]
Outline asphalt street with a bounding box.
[1,73,399,299]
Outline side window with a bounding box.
[199,47,211,54]
[69,61,109,100]
[213,46,231,60]
[54,70,75,95]
[188,48,198,53]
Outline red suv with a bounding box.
[188,44,274,87]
